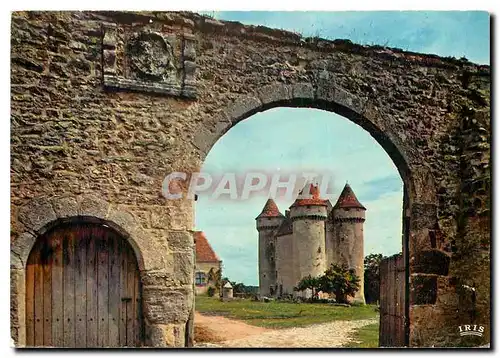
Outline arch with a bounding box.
[193,82,436,203]
[194,81,441,347]
[24,220,143,347]
[10,195,151,347]
[12,195,147,271]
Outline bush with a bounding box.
[319,263,360,304]
[207,286,216,297]
[294,275,322,300]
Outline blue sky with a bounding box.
[194,12,490,285]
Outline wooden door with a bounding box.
[25,222,143,348]
[379,253,406,347]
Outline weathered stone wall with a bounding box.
[290,206,328,289]
[332,208,366,304]
[10,10,490,347]
[275,233,295,295]
[256,217,281,296]
[325,213,337,268]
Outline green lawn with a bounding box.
[195,296,379,329]
[343,323,380,348]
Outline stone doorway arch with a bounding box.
[193,84,441,346]
[10,195,156,347]
[24,220,144,347]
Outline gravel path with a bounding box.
[194,312,377,348]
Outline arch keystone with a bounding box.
[51,195,78,218]
[256,84,292,105]
[78,194,110,218]
[291,82,315,100]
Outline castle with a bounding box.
[256,183,366,303]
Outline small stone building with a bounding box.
[222,282,233,300]
[256,183,366,303]
[194,231,222,295]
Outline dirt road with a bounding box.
[194,312,377,348]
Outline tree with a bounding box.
[207,268,222,291]
[364,254,385,304]
[294,275,322,300]
[319,263,360,304]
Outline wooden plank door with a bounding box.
[379,253,405,347]
[25,222,143,348]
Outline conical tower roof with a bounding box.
[256,198,284,219]
[333,183,366,210]
[290,183,328,208]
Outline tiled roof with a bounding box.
[290,184,328,208]
[194,231,220,262]
[256,198,285,219]
[333,183,366,210]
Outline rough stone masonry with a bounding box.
[10,11,490,347]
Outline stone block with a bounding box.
[51,195,78,218]
[291,82,315,100]
[147,323,186,347]
[168,231,194,252]
[17,197,56,233]
[257,83,292,105]
[106,208,136,233]
[226,96,262,123]
[333,86,368,114]
[173,251,193,285]
[142,287,189,324]
[11,231,36,266]
[141,270,175,288]
[150,201,193,231]
[79,194,110,218]
[315,81,335,102]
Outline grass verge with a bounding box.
[195,296,379,329]
[343,323,380,348]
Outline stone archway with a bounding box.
[10,11,490,347]
[193,84,441,346]
[10,195,161,347]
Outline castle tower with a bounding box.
[289,184,328,297]
[332,183,366,304]
[275,210,294,296]
[256,198,284,297]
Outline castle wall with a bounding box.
[333,208,365,303]
[325,212,337,267]
[257,217,282,297]
[275,233,295,296]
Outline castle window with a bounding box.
[195,272,206,286]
